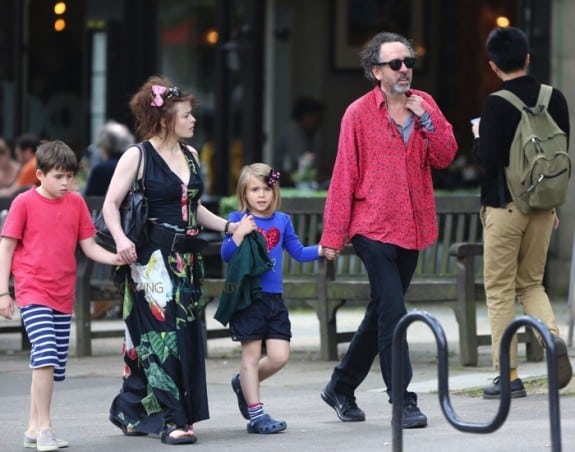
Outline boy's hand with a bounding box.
[112,253,126,266]
[116,237,138,265]
[0,295,15,320]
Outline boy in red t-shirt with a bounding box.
[0,140,124,451]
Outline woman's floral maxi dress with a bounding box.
[109,140,209,434]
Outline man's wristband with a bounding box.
[224,221,231,235]
[0,292,11,298]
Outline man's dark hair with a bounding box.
[15,133,40,154]
[360,32,414,85]
[486,27,529,73]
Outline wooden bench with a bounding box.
[1,195,543,364]
[203,194,543,365]
[73,196,227,357]
[0,199,31,350]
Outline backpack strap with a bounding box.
[493,84,553,112]
[536,84,553,108]
[492,89,526,112]
[491,90,526,207]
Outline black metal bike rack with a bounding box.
[391,310,562,452]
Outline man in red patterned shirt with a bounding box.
[319,32,457,429]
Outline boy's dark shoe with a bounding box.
[483,376,527,399]
[403,400,428,429]
[552,335,573,389]
[321,384,365,422]
[231,374,249,419]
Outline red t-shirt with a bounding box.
[2,188,96,313]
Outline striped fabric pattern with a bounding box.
[20,305,72,381]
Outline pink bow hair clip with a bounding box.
[151,85,168,107]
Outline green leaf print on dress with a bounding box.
[137,331,181,411]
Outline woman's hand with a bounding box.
[116,237,138,265]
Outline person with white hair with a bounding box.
[84,121,134,196]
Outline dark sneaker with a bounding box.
[403,400,428,429]
[552,335,573,389]
[321,384,365,422]
[483,376,527,399]
[231,374,249,419]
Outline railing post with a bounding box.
[392,310,562,452]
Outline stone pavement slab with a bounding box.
[1,301,574,451]
[1,354,574,451]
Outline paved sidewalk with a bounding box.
[1,302,574,451]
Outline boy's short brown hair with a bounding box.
[35,140,79,174]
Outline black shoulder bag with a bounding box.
[94,143,148,253]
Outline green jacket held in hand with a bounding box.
[214,232,272,326]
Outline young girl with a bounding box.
[219,163,326,434]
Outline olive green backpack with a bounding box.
[493,84,571,214]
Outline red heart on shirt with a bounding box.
[258,227,280,251]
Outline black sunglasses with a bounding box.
[164,86,182,100]
[373,57,416,71]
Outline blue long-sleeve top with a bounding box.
[221,211,321,293]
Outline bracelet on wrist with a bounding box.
[0,291,11,298]
[224,220,231,235]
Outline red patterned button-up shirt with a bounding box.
[320,86,458,251]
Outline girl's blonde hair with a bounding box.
[236,163,281,215]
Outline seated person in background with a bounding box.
[0,138,21,189]
[84,121,135,196]
[275,96,324,185]
[84,121,134,320]
[0,133,40,197]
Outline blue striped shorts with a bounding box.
[20,305,72,382]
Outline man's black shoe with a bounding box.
[552,335,573,389]
[321,384,365,422]
[403,401,428,429]
[483,376,527,399]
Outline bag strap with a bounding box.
[132,143,145,190]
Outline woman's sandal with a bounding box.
[161,425,197,445]
[109,415,147,437]
[247,414,287,434]
[119,424,147,437]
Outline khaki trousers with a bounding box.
[481,203,558,369]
